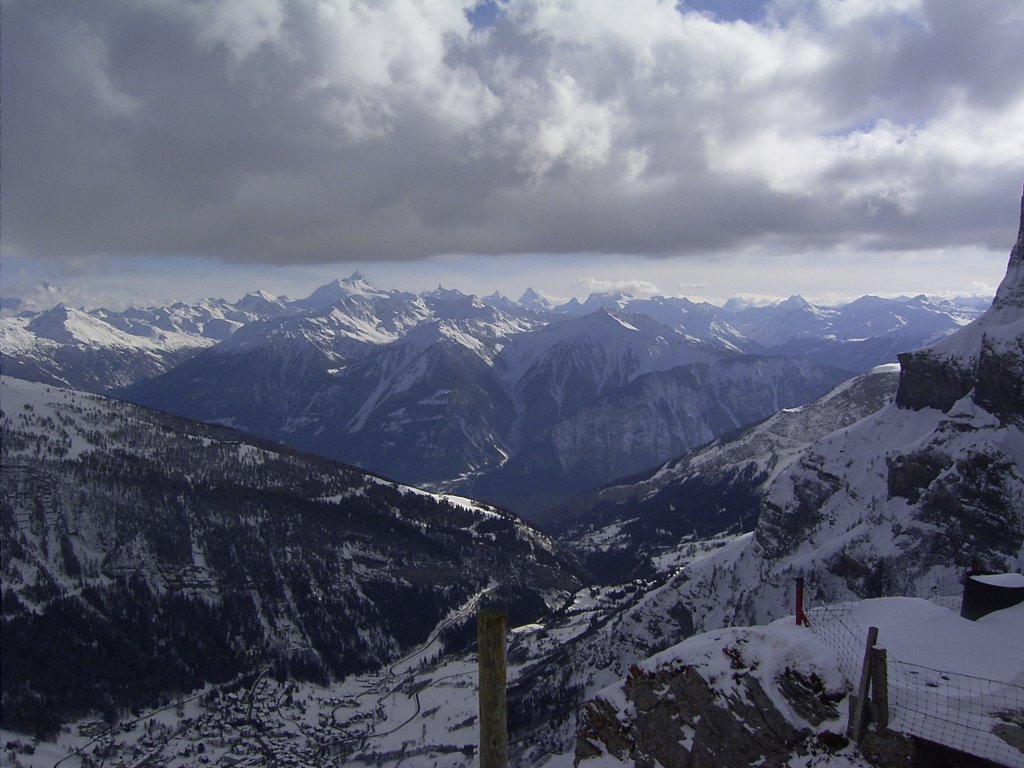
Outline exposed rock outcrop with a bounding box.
[893,349,974,412]
[574,624,854,768]
[975,332,1024,422]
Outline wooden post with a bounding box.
[870,646,889,731]
[478,609,508,768]
[847,625,878,742]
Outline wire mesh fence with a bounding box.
[805,602,867,685]
[924,571,969,612]
[887,659,1024,767]
[806,596,1024,768]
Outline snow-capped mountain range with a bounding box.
[1,274,984,516]
[1,275,983,394]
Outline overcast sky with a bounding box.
[2,0,1023,310]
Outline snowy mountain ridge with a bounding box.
[2,272,985,396]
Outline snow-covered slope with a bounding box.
[496,309,725,412]
[446,355,849,515]
[0,376,581,736]
[0,305,216,392]
[0,294,285,393]
[620,295,749,352]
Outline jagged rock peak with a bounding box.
[990,184,1024,315]
[299,272,389,309]
[519,287,554,310]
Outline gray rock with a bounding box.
[576,661,836,768]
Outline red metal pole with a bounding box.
[795,576,809,626]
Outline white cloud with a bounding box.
[507,70,618,176]
[173,0,287,62]
[306,0,500,139]
[578,277,663,297]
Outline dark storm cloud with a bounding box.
[2,0,1022,265]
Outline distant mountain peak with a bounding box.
[518,287,556,311]
[482,291,521,312]
[722,295,779,313]
[299,273,389,310]
[424,285,468,298]
[27,303,88,332]
[236,289,286,313]
[779,295,811,309]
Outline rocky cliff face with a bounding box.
[896,187,1024,422]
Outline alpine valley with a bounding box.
[2,272,984,516]
[1,190,1022,768]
